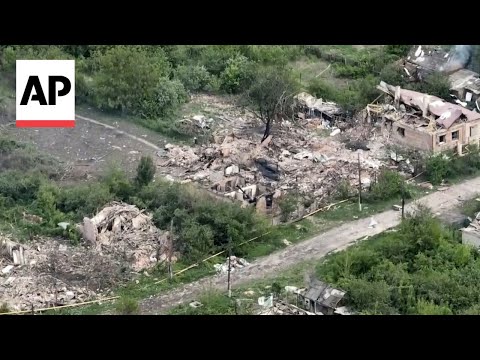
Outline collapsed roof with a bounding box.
[302,279,346,310]
[377,81,480,130]
[295,92,343,117]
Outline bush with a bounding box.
[384,45,412,57]
[198,46,243,75]
[174,65,212,92]
[411,72,451,100]
[57,183,114,219]
[278,194,298,222]
[220,55,255,94]
[90,45,171,115]
[1,46,72,73]
[367,169,409,202]
[0,303,9,314]
[115,297,139,315]
[135,156,156,188]
[102,166,134,201]
[424,152,453,185]
[139,78,188,120]
[0,171,43,202]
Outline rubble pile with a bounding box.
[0,235,121,312]
[0,203,170,312]
[213,256,250,275]
[80,202,168,272]
[156,114,386,208]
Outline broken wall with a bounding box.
[385,121,434,152]
[462,231,480,248]
[432,122,464,153]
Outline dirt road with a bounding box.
[140,177,480,314]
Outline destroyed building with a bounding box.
[297,279,346,315]
[154,92,392,218]
[404,45,480,107]
[373,81,480,154]
[295,92,344,122]
[461,212,480,249]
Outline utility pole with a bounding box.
[401,182,405,219]
[358,152,362,212]
[168,219,174,280]
[227,238,232,298]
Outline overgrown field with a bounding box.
[0,44,455,139]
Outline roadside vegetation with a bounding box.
[176,206,480,315]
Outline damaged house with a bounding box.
[374,81,480,154]
[403,45,480,108]
[297,279,346,315]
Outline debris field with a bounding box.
[0,202,169,312]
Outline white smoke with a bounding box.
[440,45,473,73]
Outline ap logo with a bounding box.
[16,60,75,128]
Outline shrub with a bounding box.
[139,78,188,120]
[57,183,114,219]
[367,169,409,202]
[198,46,243,75]
[411,72,451,100]
[90,45,171,115]
[102,166,134,201]
[115,297,139,315]
[135,156,156,188]
[0,171,43,202]
[384,45,412,57]
[278,194,298,222]
[0,303,9,314]
[336,180,354,200]
[174,65,212,92]
[220,55,255,94]
[425,153,450,185]
[1,46,72,73]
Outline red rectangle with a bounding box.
[16,120,75,128]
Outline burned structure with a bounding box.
[372,81,480,154]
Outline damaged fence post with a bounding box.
[358,152,362,212]
[227,239,232,298]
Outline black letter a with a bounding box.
[20,76,47,105]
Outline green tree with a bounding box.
[244,66,299,142]
[135,156,156,188]
[220,55,254,94]
[90,46,171,115]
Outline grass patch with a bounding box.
[115,297,139,315]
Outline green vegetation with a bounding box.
[425,145,480,185]
[0,303,10,314]
[115,297,139,315]
[135,156,156,188]
[184,205,480,315]
[315,206,480,315]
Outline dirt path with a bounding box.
[75,115,163,151]
[139,177,480,314]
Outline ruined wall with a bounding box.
[462,231,480,248]
[466,118,480,144]
[388,121,433,152]
[432,123,464,153]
